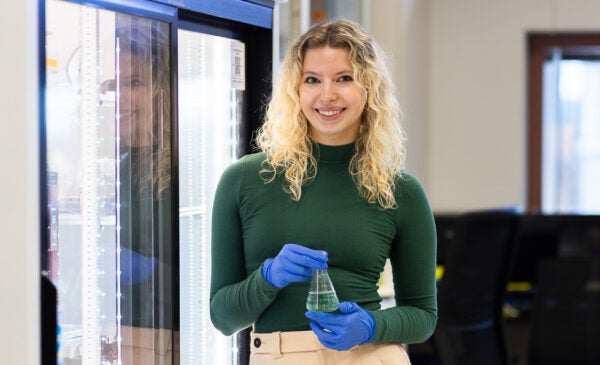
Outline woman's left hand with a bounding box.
[305,302,376,351]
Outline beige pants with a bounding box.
[120,326,179,365]
[250,331,411,365]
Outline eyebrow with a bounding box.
[302,70,354,77]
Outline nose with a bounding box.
[320,82,338,103]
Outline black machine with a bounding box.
[433,211,519,365]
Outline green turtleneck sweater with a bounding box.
[210,143,437,344]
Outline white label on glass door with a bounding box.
[231,40,245,90]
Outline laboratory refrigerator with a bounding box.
[40,0,273,364]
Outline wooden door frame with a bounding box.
[526,33,600,212]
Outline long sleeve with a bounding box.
[209,145,437,340]
[369,174,438,344]
[209,158,281,335]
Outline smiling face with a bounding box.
[118,51,153,147]
[299,46,366,146]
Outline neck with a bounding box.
[312,141,355,163]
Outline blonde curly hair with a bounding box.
[256,19,406,209]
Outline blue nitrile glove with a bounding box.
[261,243,328,288]
[305,301,376,351]
[120,246,158,285]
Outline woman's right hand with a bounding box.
[261,243,328,288]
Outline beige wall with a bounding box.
[372,0,600,212]
[0,0,40,363]
[370,0,429,187]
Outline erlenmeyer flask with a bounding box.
[306,268,339,312]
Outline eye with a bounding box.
[304,76,319,84]
[338,75,353,82]
[130,79,144,88]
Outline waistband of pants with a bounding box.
[250,330,327,357]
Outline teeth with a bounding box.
[319,110,339,116]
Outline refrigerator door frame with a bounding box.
[173,14,272,365]
[155,0,273,29]
[55,0,178,21]
[42,2,180,364]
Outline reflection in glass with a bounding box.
[178,29,244,365]
[114,14,175,365]
[45,0,174,363]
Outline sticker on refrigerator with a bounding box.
[231,40,245,90]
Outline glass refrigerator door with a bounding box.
[178,29,244,365]
[45,0,175,363]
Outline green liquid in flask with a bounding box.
[306,291,339,312]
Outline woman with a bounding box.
[210,19,437,364]
[112,18,176,364]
